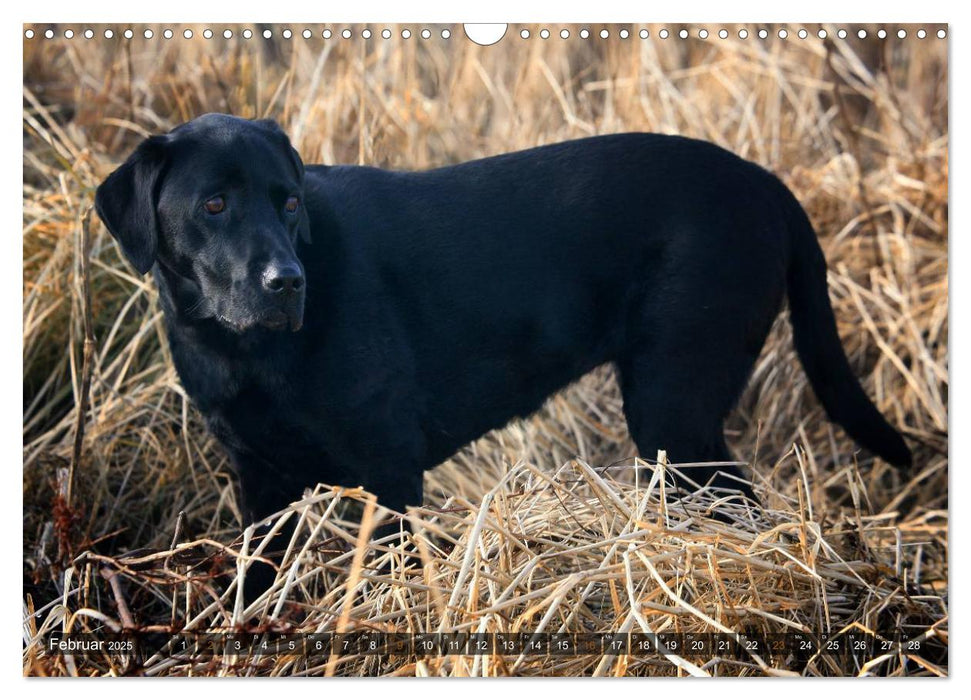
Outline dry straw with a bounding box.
[23,23,947,676]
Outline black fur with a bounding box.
[96,113,912,527]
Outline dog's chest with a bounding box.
[167,326,307,422]
[192,359,331,459]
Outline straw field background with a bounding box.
[23,23,948,676]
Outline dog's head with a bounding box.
[95,113,310,333]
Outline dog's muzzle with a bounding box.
[259,262,305,331]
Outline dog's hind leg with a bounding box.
[616,326,762,504]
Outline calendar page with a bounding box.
[22,20,948,678]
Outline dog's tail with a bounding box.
[782,186,912,469]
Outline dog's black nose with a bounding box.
[262,264,304,294]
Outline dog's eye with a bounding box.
[285,196,300,213]
[204,196,226,215]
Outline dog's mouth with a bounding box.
[258,310,303,332]
[215,313,247,332]
[214,310,303,333]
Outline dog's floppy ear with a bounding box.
[297,186,310,244]
[295,192,312,245]
[95,135,168,274]
[256,119,311,244]
[290,147,312,244]
[284,142,312,245]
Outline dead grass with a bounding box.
[22,23,947,676]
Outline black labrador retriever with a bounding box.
[96,113,911,526]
